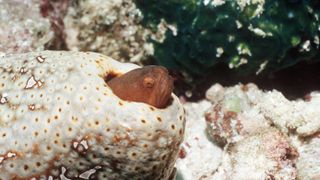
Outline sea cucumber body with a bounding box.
[0,51,185,179]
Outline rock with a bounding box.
[205,83,271,145]
[63,0,168,64]
[204,83,320,179]
[205,83,320,145]
[212,128,297,180]
[296,134,320,180]
[0,0,54,54]
[175,101,222,180]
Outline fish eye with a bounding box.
[143,77,155,88]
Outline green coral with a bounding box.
[135,0,320,75]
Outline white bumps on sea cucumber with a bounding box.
[0,51,185,179]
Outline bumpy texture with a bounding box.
[0,51,185,179]
[212,128,298,179]
[175,99,298,180]
[0,0,54,54]
[136,0,320,75]
[40,0,69,50]
[205,83,320,144]
[64,0,169,64]
[205,83,270,145]
[296,134,320,180]
[175,101,222,180]
[204,83,320,179]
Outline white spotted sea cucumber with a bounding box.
[0,51,185,179]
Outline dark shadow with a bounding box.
[173,60,320,101]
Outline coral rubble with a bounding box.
[204,83,320,179]
[175,101,222,180]
[64,0,168,64]
[0,0,54,55]
[212,128,297,179]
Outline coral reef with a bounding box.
[63,0,168,64]
[0,0,166,64]
[204,83,320,179]
[40,0,69,50]
[296,134,320,180]
[136,0,320,75]
[205,83,320,142]
[212,128,297,179]
[0,0,54,55]
[175,101,222,180]
[1,1,320,179]
[205,83,270,145]
[0,51,185,179]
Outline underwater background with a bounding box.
[1,1,320,179]
[1,0,320,99]
[135,0,320,100]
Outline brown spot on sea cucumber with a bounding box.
[157,117,162,122]
[32,144,40,154]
